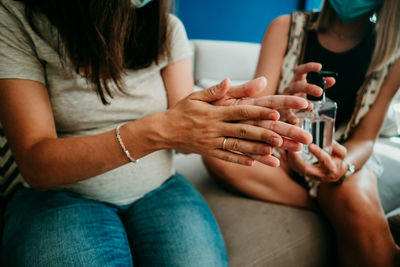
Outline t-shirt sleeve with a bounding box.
[0,3,45,84]
[167,14,193,65]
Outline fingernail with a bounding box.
[247,159,255,166]
[273,111,280,120]
[307,132,313,144]
[258,76,268,88]
[219,78,227,88]
[293,143,302,151]
[300,131,313,144]
[271,136,283,147]
[291,118,299,125]
[314,87,323,96]
[264,146,272,154]
[267,112,279,120]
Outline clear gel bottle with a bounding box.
[296,71,338,164]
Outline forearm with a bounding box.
[341,59,400,171]
[18,112,167,189]
[2,78,314,190]
[343,138,375,171]
[342,118,381,172]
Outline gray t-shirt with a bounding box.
[0,0,192,205]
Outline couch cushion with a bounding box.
[174,153,334,267]
[375,137,400,213]
[387,208,400,245]
[191,40,260,83]
[379,92,400,137]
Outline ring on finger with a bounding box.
[222,138,228,150]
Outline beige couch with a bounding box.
[175,40,400,266]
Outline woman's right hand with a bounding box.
[283,141,348,183]
[279,62,335,125]
[162,78,312,166]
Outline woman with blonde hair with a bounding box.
[204,0,400,265]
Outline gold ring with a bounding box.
[222,138,228,150]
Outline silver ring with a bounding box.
[222,138,228,150]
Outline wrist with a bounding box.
[123,112,170,157]
[155,109,191,151]
[116,125,137,163]
[152,111,175,150]
[336,158,355,185]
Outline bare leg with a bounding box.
[203,156,314,209]
[317,168,400,267]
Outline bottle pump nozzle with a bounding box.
[306,71,338,101]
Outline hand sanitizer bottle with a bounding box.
[296,71,338,164]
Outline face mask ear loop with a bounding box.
[369,11,378,24]
[130,0,152,8]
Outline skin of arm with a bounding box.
[0,55,310,189]
[161,58,194,154]
[255,15,291,96]
[0,58,234,189]
[0,58,199,188]
[161,58,194,108]
[0,78,134,189]
[342,57,400,172]
[0,58,229,189]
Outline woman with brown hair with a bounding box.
[0,0,312,265]
[204,0,400,265]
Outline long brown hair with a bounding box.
[312,0,400,75]
[21,0,171,104]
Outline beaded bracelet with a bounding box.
[116,125,138,163]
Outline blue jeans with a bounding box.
[1,173,228,267]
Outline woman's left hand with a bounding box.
[284,141,348,183]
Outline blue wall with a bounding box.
[176,0,322,43]
[305,0,323,10]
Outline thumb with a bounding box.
[190,78,230,102]
[227,76,268,98]
[279,149,288,161]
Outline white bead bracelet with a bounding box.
[116,124,137,163]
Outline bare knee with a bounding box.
[318,170,383,228]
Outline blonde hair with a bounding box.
[311,0,400,75]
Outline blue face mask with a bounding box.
[131,0,152,8]
[329,0,383,22]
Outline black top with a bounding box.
[302,29,375,127]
